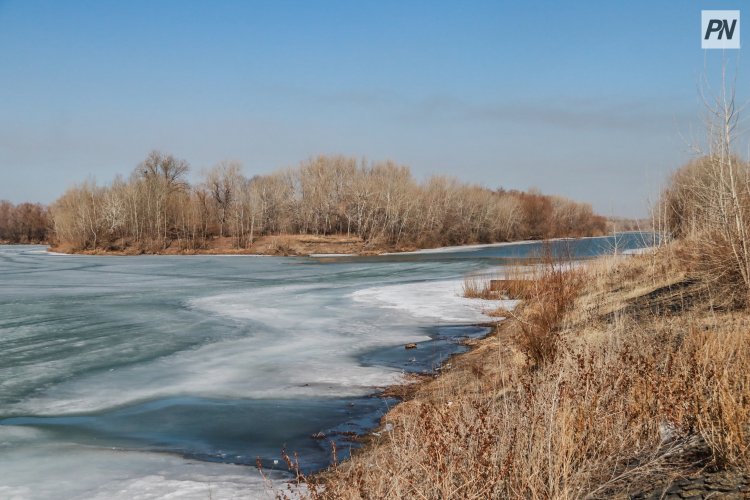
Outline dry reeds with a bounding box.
[461,275,498,299]
[461,268,536,301]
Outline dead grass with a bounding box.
[673,235,750,309]
[463,263,544,301]
[298,248,750,499]
[461,276,499,299]
[50,234,371,256]
[508,259,585,368]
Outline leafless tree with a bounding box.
[49,153,607,252]
[660,60,750,305]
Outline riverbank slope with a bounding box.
[49,234,377,256]
[48,232,651,257]
[308,245,750,498]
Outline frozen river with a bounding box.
[0,234,652,499]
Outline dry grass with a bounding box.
[298,249,750,499]
[660,155,750,309]
[461,276,499,299]
[673,236,749,310]
[508,259,584,367]
[462,278,526,301]
[51,234,371,256]
[461,266,539,301]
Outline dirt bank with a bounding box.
[48,234,421,256]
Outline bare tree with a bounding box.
[49,153,607,252]
[660,60,750,305]
[203,161,243,238]
[132,151,191,249]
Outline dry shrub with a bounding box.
[511,259,585,367]
[675,234,748,309]
[463,265,537,301]
[495,279,534,300]
[660,155,750,308]
[317,253,750,499]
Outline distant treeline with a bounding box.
[49,152,608,252]
[0,201,49,243]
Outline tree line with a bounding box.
[48,152,607,252]
[0,201,49,243]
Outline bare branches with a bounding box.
[660,59,750,306]
[135,150,190,191]
[0,200,48,243]
[50,153,608,252]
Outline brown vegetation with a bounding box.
[657,77,750,308]
[510,260,585,367]
[660,153,750,308]
[461,275,500,299]
[0,200,49,243]
[301,248,750,499]
[51,234,372,257]
[49,153,607,254]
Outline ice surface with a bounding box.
[0,439,285,500]
[0,237,647,498]
[353,279,518,323]
[0,245,488,497]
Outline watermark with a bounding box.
[702,10,740,49]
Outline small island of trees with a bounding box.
[47,152,608,254]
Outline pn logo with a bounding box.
[702,10,740,49]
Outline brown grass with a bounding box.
[509,259,585,367]
[461,276,498,299]
[290,248,750,499]
[461,271,536,301]
[49,234,371,256]
[673,236,749,310]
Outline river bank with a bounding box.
[48,234,376,256]
[306,247,750,499]
[47,231,654,257]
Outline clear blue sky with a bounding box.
[0,0,747,217]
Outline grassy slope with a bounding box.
[301,247,750,499]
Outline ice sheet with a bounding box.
[352,279,518,323]
[0,239,637,498]
[0,438,285,500]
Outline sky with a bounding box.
[0,1,748,217]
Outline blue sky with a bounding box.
[0,1,747,217]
